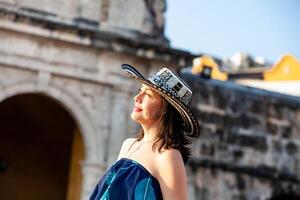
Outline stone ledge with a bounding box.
[0,50,115,86]
[181,72,300,109]
[188,158,300,184]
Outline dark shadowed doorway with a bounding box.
[0,93,84,200]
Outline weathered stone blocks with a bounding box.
[183,73,300,199]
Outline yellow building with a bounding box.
[192,54,300,82]
[191,55,228,80]
[264,54,300,81]
[234,54,300,97]
[191,54,300,97]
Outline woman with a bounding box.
[90,64,200,200]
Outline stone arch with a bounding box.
[0,81,98,163]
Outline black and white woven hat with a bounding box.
[122,64,200,138]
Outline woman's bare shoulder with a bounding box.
[122,138,136,148]
[154,148,185,174]
[117,138,136,159]
[156,148,183,163]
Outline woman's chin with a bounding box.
[131,112,140,122]
[131,113,144,124]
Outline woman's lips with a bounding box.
[134,106,143,112]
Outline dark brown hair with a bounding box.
[136,98,192,163]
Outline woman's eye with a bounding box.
[136,89,152,97]
[137,89,144,95]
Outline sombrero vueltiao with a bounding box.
[121,64,200,138]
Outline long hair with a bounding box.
[135,98,192,163]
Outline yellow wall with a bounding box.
[192,55,228,81]
[264,54,300,81]
[192,54,300,82]
[67,128,84,200]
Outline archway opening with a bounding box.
[0,93,84,200]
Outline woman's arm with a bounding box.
[156,149,188,200]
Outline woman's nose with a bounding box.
[134,92,143,103]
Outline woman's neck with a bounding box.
[141,122,159,142]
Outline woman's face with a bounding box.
[131,84,163,126]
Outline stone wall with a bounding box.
[0,0,167,39]
[0,0,100,22]
[182,73,300,200]
[103,0,166,36]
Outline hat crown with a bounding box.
[148,68,192,105]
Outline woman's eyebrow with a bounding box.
[140,88,155,96]
[141,87,151,91]
[144,88,154,93]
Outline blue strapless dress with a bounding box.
[89,158,163,200]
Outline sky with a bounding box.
[165,0,300,63]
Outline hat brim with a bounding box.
[122,64,200,137]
